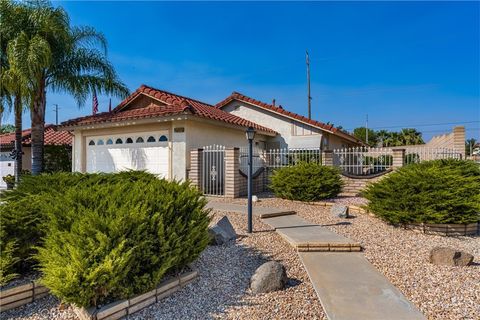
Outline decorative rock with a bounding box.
[429,247,474,266]
[250,261,287,294]
[330,204,349,218]
[209,216,237,245]
[252,195,259,202]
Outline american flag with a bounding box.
[92,88,99,115]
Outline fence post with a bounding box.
[190,148,203,190]
[392,148,405,169]
[453,126,465,159]
[321,150,334,166]
[225,147,240,198]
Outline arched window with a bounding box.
[126,137,133,144]
[136,137,144,143]
[97,139,104,145]
[147,136,156,143]
[88,140,95,146]
[115,138,123,144]
[159,135,168,142]
[106,139,113,145]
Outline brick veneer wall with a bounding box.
[340,174,388,196]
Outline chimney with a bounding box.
[272,99,276,107]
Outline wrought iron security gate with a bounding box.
[202,145,225,196]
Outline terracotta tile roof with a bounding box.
[0,125,72,148]
[61,85,277,135]
[216,92,363,144]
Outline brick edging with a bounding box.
[0,281,49,312]
[73,269,198,320]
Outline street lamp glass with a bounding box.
[245,127,256,140]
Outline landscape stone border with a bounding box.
[73,269,198,320]
[0,281,49,312]
[291,200,479,237]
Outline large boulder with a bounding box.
[331,204,349,218]
[250,261,287,294]
[429,247,474,266]
[209,216,237,245]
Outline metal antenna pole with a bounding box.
[366,114,369,145]
[306,50,312,120]
[53,104,59,125]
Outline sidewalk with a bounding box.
[208,201,425,320]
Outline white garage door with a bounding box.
[0,152,15,188]
[86,132,170,178]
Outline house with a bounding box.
[216,92,362,150]
[60,84,361,180]
[0,125,72,187]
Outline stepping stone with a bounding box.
[206,202,295,218]
[262,215,361,252]
[299,252,425,320]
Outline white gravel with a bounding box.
[250,197,480,320]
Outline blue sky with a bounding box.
[4,1,479,140]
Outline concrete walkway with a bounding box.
[208,201,425,320]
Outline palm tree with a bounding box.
[0,0,31,182]
[5,1,129,174]
[399,128,424,146]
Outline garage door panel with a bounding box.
[86,133,169,178]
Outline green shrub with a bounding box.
[0,171,158,276]
[44,145,72,173]
[270,162,343,201]
[35,177,210,307]
[0,227,19,286]
[363,159,480,224]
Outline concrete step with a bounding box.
[299,252,425,320]
[261,215,361,252]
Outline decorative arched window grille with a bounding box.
[159,135,168,142]
[106,139,113,145]
[126,137,133,144]
[97,139,104,145]
[115,138,123,144]
[147,136,156,143]
[88,140,95,146]
[136,137,144,143]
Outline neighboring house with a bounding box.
[216,92,363,150]
[0,125,72,187]
[60,84,361,180]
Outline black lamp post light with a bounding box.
[245,126,256,233]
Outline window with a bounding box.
[147,136,156,143]
[97,139,104,145]
[115,138,123,144]
[88,140,95,146]
[136,137,144,143]
[126,137,133,144]
[159,135,168,142]
[106,139,113,145]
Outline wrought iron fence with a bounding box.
[202,145,225,196]
[239,147,322,174]
[333,147,393,176]
[404,147,461,164]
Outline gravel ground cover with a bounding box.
[248,197,479,320]
[2,210,324,320]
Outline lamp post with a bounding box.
[245,126,256,233]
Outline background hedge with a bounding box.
[269,162,343,201]
[363,159,480,224]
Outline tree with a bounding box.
[398,128,424,146]
[0,124,15,134]
[353,127,378,147]
[465,138,476,156]
[0,0,31,182]
[4,1,129,174]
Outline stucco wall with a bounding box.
[222,101,323,149]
